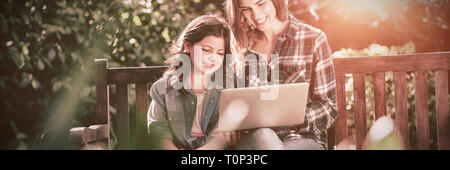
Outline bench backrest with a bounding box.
[95,52,449,150]
[94,59,167,149]
[327,52,449,150]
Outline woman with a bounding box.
[225,0,338,150]
[147,15,233,150]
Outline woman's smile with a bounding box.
[255,15,267,25]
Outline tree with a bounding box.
[0,0,223,149]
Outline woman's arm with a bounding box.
[306,31,339,133]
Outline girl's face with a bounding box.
[238,0,277,32]
[186,35,225,75]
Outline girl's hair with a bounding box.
[163,15,231,88]
[225,0,289,49]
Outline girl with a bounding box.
[225,0,338,150]
[147,15,233,150]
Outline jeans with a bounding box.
[234,128,325,150]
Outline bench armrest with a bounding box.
[70,124,109,150]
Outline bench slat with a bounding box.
[353,73,366,150]
[116,84,129,149]
[135,83,149,142]
[335,73,348,149]
[394,72,409,149]
[333,52,450,74]
[414,71,430,150]
[327,127,335,150]
[95,59,109,125]
[373,72,387,119]
[435,70,449,150]
[95,59,110,149]
[108,66,167,84]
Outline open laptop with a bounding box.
[216,83,309,132]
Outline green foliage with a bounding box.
[0,0,222,149]
[333,42,438,150]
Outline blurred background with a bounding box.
[0,0,448,149]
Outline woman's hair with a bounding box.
[224,0,289,76]
[225,0,289,49]
[163,15,231,88]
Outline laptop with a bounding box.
[216,83,309,132]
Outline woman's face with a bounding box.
[186,35,225,75]
[238,0,277,32]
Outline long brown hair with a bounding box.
[224,0,289,76]
[225,0,289,49]
[163,15,231,89]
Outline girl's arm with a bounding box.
[161,138,182,150]
[148,79,182,150]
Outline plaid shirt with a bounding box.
[239,15,338,146]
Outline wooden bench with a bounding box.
[70,52,450,150]
[327,52,449,150]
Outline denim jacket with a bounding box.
[147,76,223,149]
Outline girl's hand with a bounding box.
[223,131,240,146]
